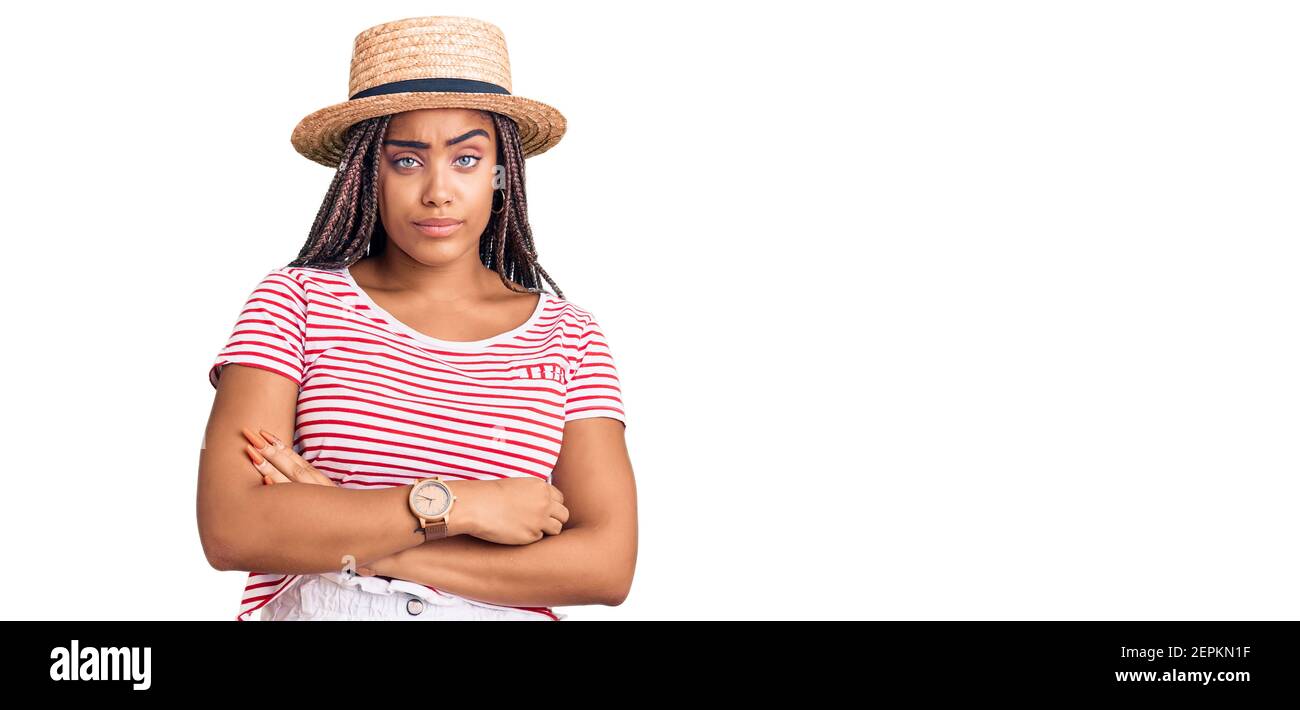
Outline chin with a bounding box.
[401,236,475,264]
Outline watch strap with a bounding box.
[421,517,449,541]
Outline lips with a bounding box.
[414,220,463,238]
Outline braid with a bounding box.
[481,111,563,299]
[287,114,390,269]
[287,110,563,300]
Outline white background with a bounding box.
[0,1,1296,620]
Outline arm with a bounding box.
[371,416,638,607]
[197,364,433,573]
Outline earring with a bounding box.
[491,187,507,215]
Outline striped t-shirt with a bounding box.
[208,265,626,621]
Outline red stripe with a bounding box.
[567,405,627,417]
[210,361,303,387]
[214,351,302,378]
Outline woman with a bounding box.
[196,16,637,621]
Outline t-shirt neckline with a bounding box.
[339,265,548,350]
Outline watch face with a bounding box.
[413,480,451,517]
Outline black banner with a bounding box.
[7,620,1292,696]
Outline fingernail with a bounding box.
[245,444,266,466]
[263,474,273,486]
[241,427,270,450]
[260,429,284,449]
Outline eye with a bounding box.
[393,156,419,169]
[454,155,481,168]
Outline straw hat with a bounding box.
[290,16,567,168]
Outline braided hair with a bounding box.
[286,110,563,299]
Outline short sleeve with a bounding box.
[208,269,308,389]
[564,316,626,426]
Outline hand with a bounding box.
[468,477,570,546]
[240,426,338,487]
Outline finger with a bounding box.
[245,444,293,484]
[241,426,272,451]
[244,426,292,475]
[244,443,292,483]
[550,501,570,527]
[258,427,338,487]
[249,426,327,486]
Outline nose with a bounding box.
[421,162,455,207]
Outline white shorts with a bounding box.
[259,571,561,621]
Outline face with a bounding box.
[376,108,499,268]
[414,480,451,516]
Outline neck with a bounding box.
[359,250,504,303]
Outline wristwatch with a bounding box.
[408,476,457,541]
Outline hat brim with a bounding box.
[291,92,567,168]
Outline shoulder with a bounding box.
[543,293,616,356]
[544,292,600,328]
[265,265,351,298]
[240,266,348,317]
[276,265,346,285]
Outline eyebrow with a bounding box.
[382,129,490,150]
